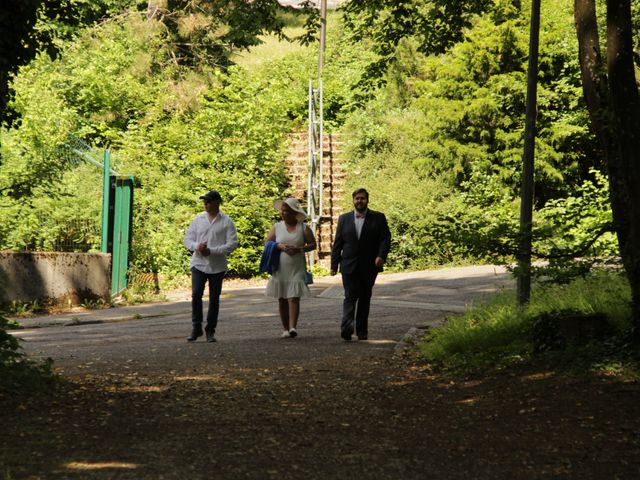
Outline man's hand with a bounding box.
[375,257,385,268]
[197,242,210,257]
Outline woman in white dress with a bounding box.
[265,198,317,338]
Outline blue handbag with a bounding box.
[304,254,314,285]
[304,270,314,285]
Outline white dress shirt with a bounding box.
[354,209,367,239]
[184,211,239,274]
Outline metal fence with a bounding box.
[51,218,101,252]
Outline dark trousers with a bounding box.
[191,267,225,333]
[341,269,378,338]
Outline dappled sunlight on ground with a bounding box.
[174,374,244,386]
[105,385,166,393]
[64,461,139,470]
[362,339,395,345]
[520,371,556,382]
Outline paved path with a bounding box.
[13,266,512,376]
[8,266,640,480]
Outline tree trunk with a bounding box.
[147,0,164,19]
[607,0,640,332]
[575,0,640,335]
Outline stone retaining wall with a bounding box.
[0,252,111,305]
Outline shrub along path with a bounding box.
[2,266,640,479]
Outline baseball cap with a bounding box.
[199,190,222,203]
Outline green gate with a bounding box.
[106,176,134,294]
[99,150,134,295]
[64,142,134,296]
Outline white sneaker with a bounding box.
[281,330,291,338]
[289,328,298,338]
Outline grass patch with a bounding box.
[117,285,166,306]
[1,295,114,318]
[231,9,310,70]
[419,269,638,377]
[1,299,47,317]
[232,10,341,71]
[233,31,308,70]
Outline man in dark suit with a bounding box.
[330,188,391,341]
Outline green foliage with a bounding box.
[1,300,44,318]
[341,0,495,85]
[1,10,330,278]
[144,0,316,69]
[117,64,295,277]
[79,297,112,310]
[0,164,102,251]
[342,0,613,272]
[117,283,163,305]
[419,270,633,373]
[0,316,56,396]
[248,11,382,128]
[1,14,168,203]
[31,0,145,55]
[1,0,144,122]
[0,0,621,283]
[529,169,618,282]
[231,10,311,71]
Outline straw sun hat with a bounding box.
[274,198,307,222]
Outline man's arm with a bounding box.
[375,213,391,267]
[330,215,345,274]
[209,217,239,255]
[184,219,199,252]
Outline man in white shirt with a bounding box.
[184,190,239,342]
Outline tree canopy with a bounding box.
[0,0,631,293]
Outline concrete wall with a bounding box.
[0,252,111,305]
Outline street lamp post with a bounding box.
[318,0,327,78]
[517,0,541,305]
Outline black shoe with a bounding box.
[357,335,368,341]
[187,328,203,342]
[341,330,353,342]
[206,331,216,343]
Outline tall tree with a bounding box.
[0,0,40,123]
[341,0,495,82]
[0,0,144,124]
[151,0,314,68]
[574,0,640,334]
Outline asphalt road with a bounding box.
[13,265,512,376]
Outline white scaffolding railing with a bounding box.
[307,79,323,265]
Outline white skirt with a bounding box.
[265,277,310,299]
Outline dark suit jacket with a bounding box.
[331,209,391,276]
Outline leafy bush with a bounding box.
[1,10,383,280]
[341,0,614,273]
[341,0,494,83]
[0,13,304,277]
[0,317,56,396]
[419,270,633,373]
[1,0,618,282]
